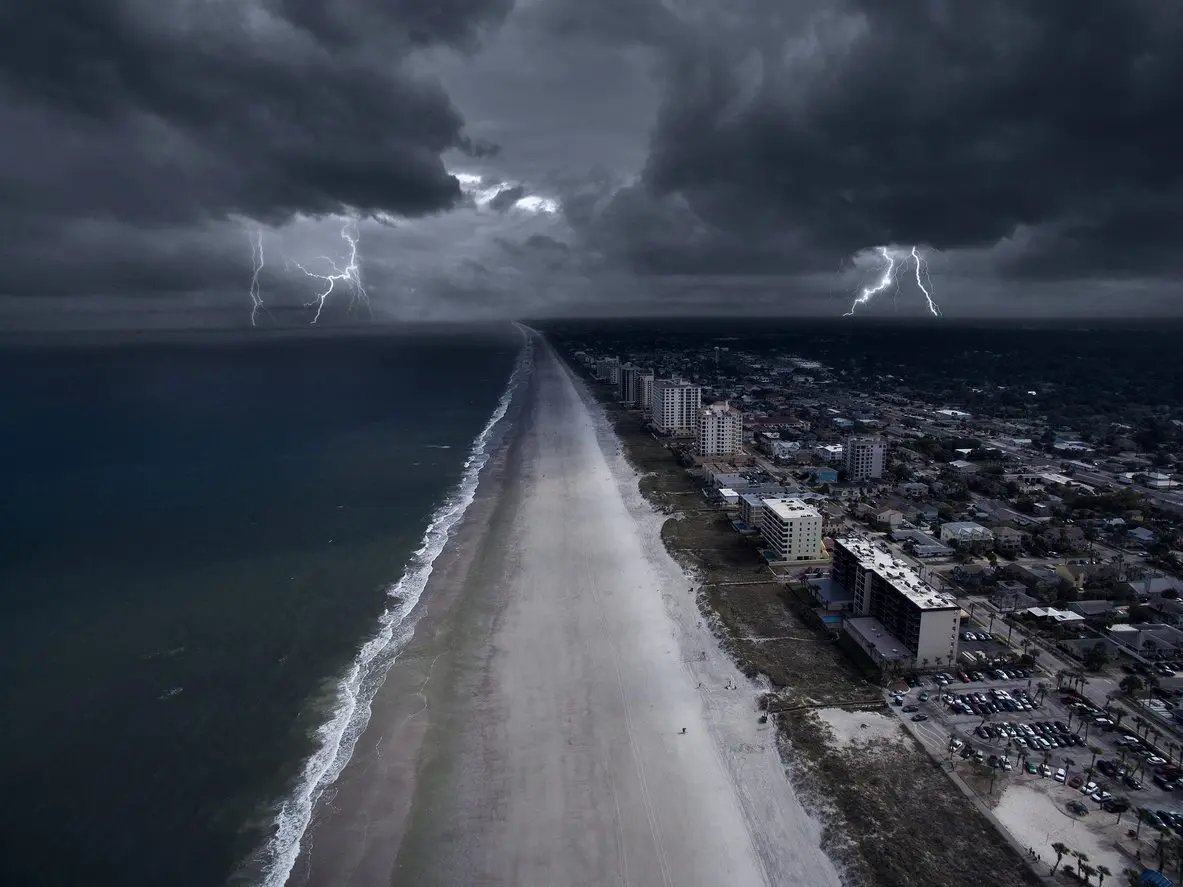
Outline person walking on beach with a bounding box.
[680,727,687,735]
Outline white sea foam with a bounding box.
[252,329,533,887]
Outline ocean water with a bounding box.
[0,326,524,887]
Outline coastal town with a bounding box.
[558,335,1183,887]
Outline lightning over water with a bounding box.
[844,245,941,317]
[249,228,266,327]
[295,219,371,324]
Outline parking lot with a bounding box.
[957,628,1015,667]
[889,669,1183,867]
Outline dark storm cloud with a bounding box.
[279,0,513,49]
[591,0,1183,279]
[0,0,507,233]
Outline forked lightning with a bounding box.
[845,245,941,317]
[295,220,371,324]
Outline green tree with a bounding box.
[1120,675,1144,697]
[1084,642,1110,671]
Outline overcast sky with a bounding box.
[2,0,1181,328]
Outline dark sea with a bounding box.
[0,325,524,887]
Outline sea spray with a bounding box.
[249,332,533,887]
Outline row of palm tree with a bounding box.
[1048,843,1112,885]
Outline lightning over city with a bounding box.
[844,246,941,317]
[844,246,897,316]
[911,245,941,317]
[294,219,372,324]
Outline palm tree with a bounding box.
[1168,741,1179,764]
[1073,850,1089,879]
[1081,862,1097,884]
[1050,842,1068,875]
[1095,863,1112,887]
[1036,680,1050,705]
[1134,715,1147,737]
[1087,746,1104,777]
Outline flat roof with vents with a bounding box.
[836,536,958,611]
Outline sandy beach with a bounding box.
[294,337,839,887]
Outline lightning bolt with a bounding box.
[912,245,941,317]
[843,245,942,317]
[294,219,372,324]
[844,246,896,316]
[247,228,267,326]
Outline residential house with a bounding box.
[993,527,1027,554]
[1067,599,1116,622]
[939,521,995,547]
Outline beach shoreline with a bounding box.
[286,341,534,887]
[297,334,843,886]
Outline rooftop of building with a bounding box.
[844,616,914,661]
[700,401,742,415]
[835,535,957,610]
[764,497,822,521]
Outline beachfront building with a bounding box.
[832,536,959,669]
[650,378,702,435]
[738,493,767,532]
[844,435,886,481]
[760,498,823,562]
[618,365,649,406]
[697,402,743,457]
[595,357,621,385]
[639,373,655,411]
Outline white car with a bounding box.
[1093,791,1113,804]
[1081,781,1098,795]
[1054,768,1067,783]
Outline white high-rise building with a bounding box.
[697,402,743,456]
[760,498,823,562]
[650,378,702,434]
[844,436,886,480]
